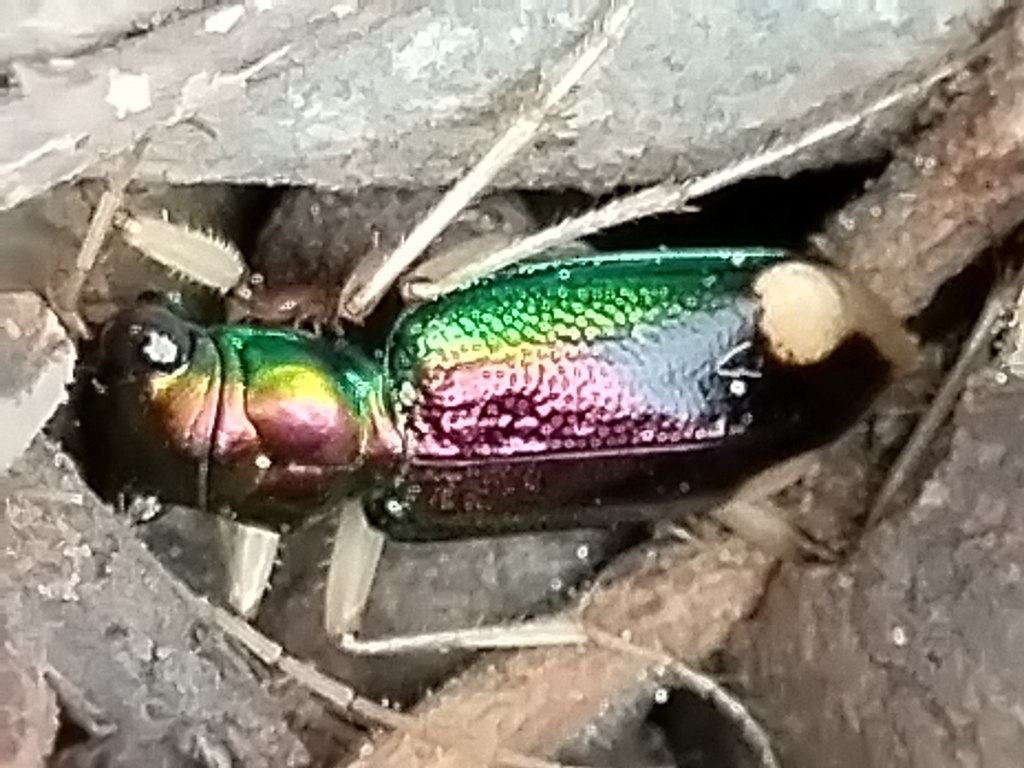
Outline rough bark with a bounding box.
[350,540,773,768]
[1,434,313,766]
[721,11,1024,763]
[728,366,1024,768]
[824,1,1024,318]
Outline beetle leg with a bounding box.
[323,497,387,638]
[329,488,823,657]
[349,192,542,304]
[44,140,150,339]
[336,0,637,323]
[397,193,534,299]
[710,451,837,562]
[326,456,831,656]
[399,234,598,304]
[333,615,587,656]
[45,185,123,340]
[217,518,280,619]
[323,498,590,655]
[322,451,827,656]
[647,452,832,561]
[398,231,520,304]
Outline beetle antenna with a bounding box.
[337,0,637,322]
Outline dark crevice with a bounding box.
[910,252,1002,343]
[651,686,770,768]
[47,703,92,764]
[557,681,775,768]
[0,65,17,97]
[521,161,889,252]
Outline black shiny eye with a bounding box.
[98,305,194,380]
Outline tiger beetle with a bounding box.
[83,238,916,654]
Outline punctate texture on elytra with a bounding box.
[88,249,896,538]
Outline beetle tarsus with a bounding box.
[710,450,838,563]
[333,615,588,655]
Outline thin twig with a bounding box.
[865,274,1024,530]
[402,183,698,301]
[338,0,637,322]
[404,64,960,300]
[586,627,781,768]
[208,606,584,768]
[46,139,149,338]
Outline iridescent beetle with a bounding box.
[88,246,916,651]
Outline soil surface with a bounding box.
[729,364,1024,768]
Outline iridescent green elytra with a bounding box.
[89,248,905,537]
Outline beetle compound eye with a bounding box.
[99,305,194,380]
[136,326,186,372]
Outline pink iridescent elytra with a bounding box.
[96,249,894,536]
